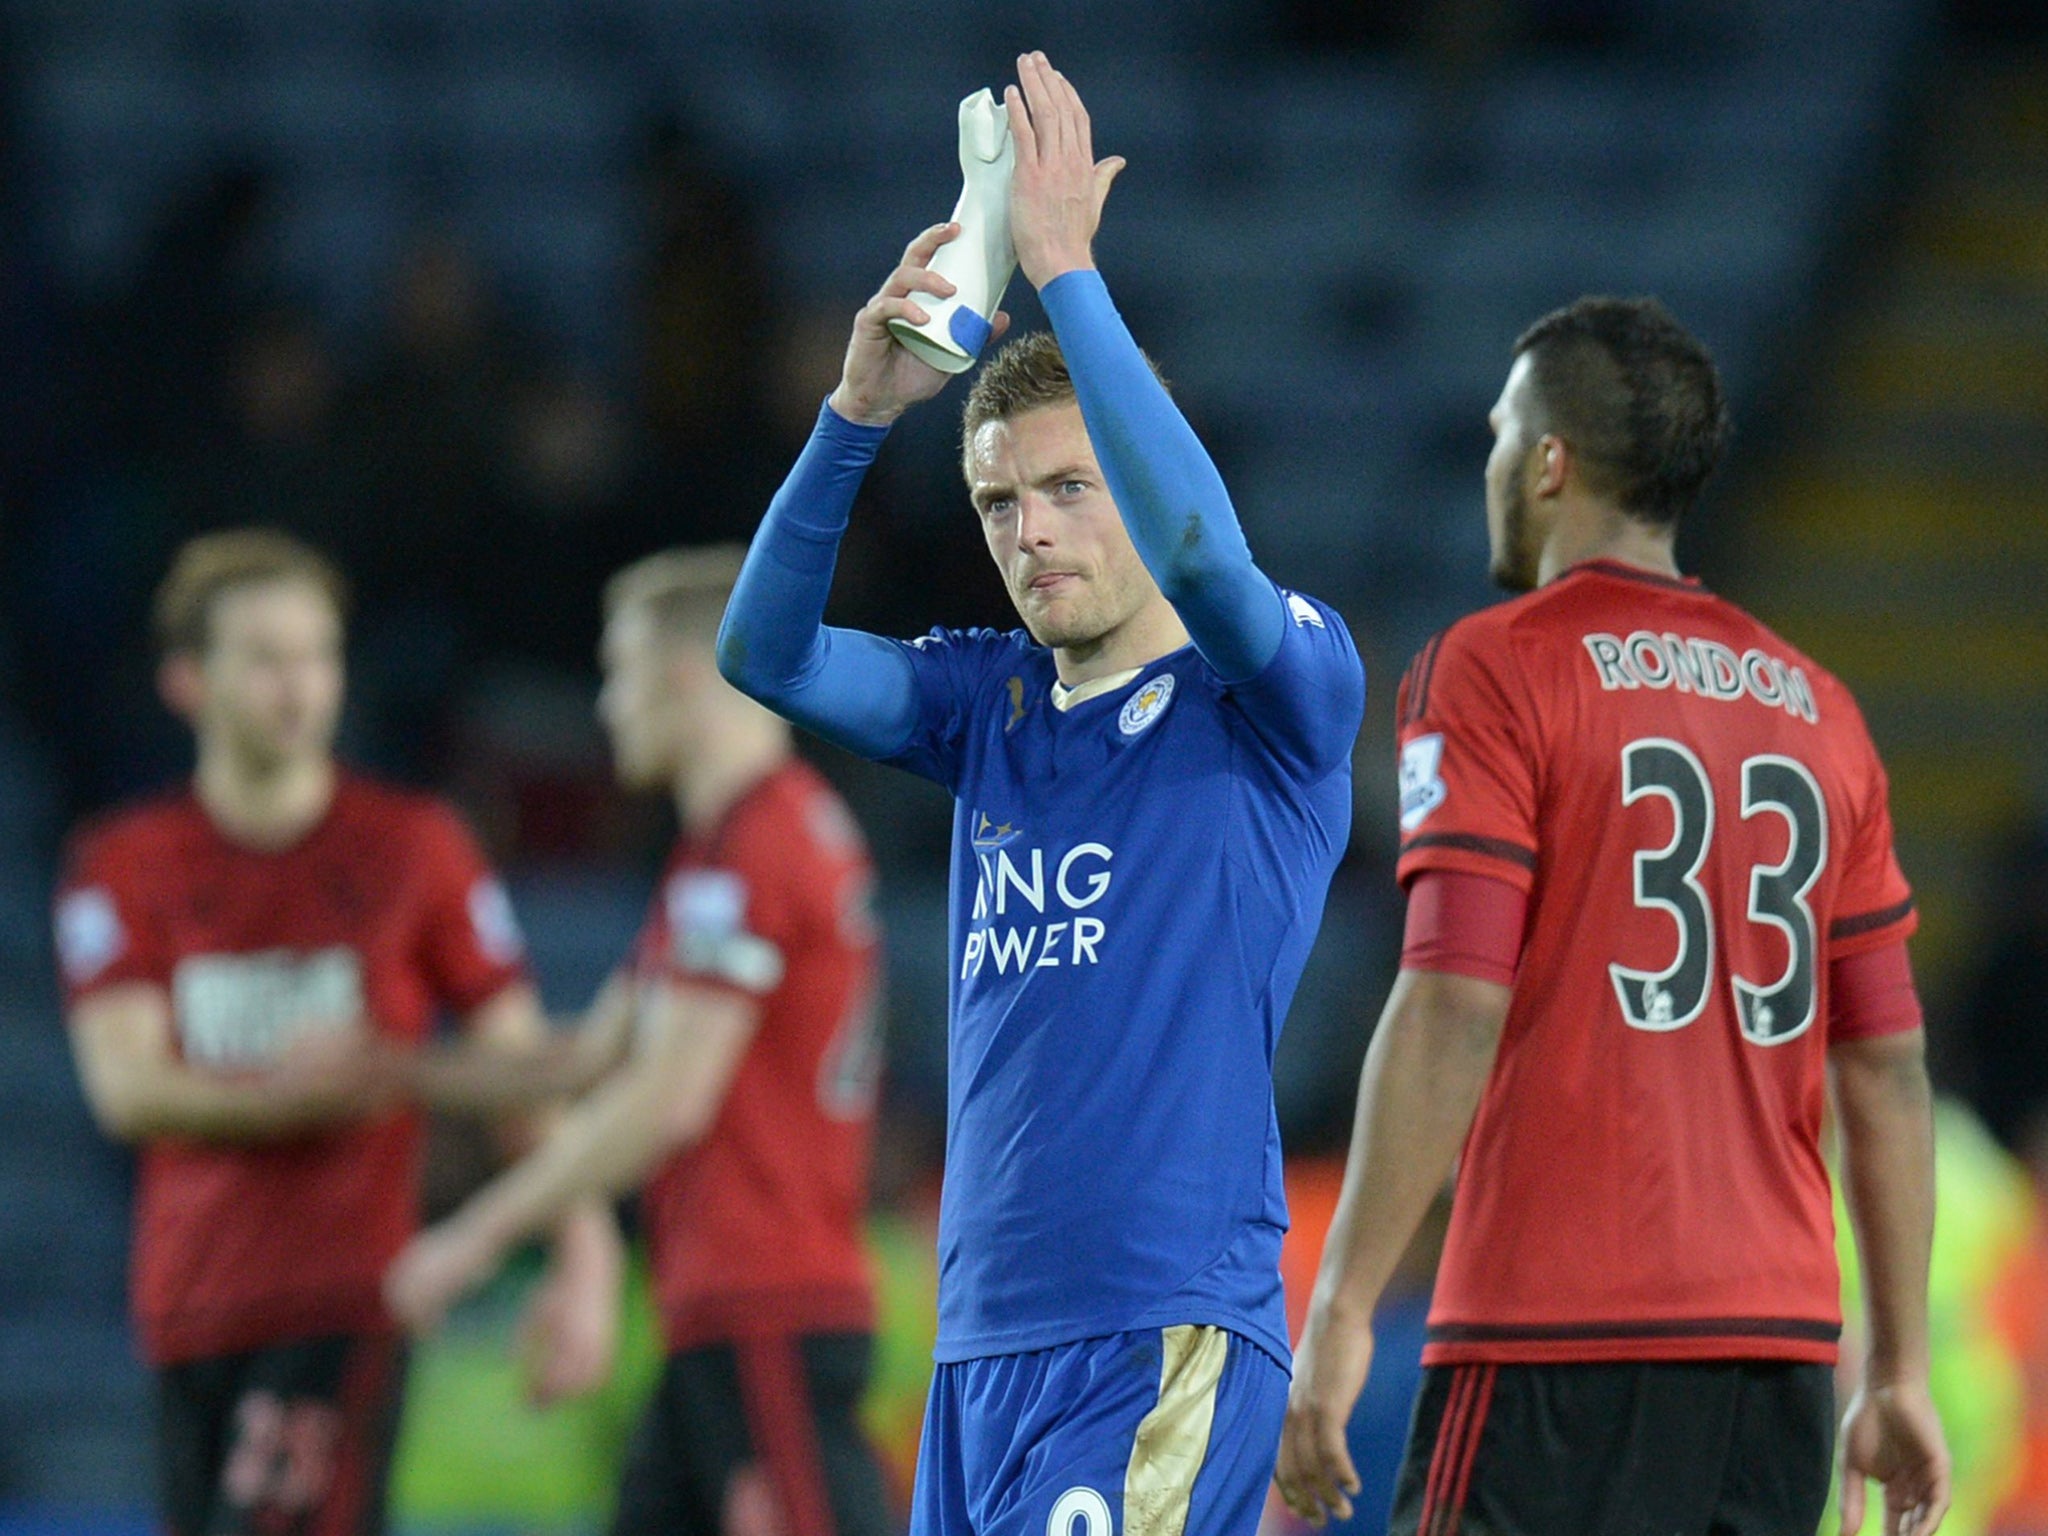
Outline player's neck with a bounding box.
[193,747,337,851]
[673,718,790,837]
[1537,505,1680,587]
[1052,597,1190,687]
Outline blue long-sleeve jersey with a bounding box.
[721,269,1365,1363]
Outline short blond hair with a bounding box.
[152,529,350,657]
[602,544,747,642]
[960,330,1170,476]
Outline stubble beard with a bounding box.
[1013,577,1108,651]
[1024,610,1102,650]
[1489,476,1540,595]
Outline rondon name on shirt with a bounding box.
[1582,631,1818,723]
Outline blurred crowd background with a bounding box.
[2,0,2047,1531]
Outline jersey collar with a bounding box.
[1047,641,1197,714]
[1565,558,1702,593]
[1050,666,1145,713]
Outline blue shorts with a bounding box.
[910,1326,1288,1536]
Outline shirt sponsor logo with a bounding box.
[1118,673,1175,737]
[1582,631,1818,723]
[172,948,366,1069]
[961,839,1114,979]
[1399,733,1448,831]
[1286,591,1326,629]
[666,871,784,993]
[467,878,525,965]
[55,888,124,985]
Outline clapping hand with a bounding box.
[830,223,1010,428]
[1004,52,1125,290]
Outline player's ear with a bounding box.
[1533,434,1572,499]
[156,652,204,723]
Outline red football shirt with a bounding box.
[54,775,527,1364]
[632,759,880,1350]
[1394,561,1917,1366]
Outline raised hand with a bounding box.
[1004,52,1125,290]
[829,223,1008,427]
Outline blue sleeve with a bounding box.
[880,626,1030,791]
[1229,589,1368,784]
[716,403,924,762]
[1040,269,1364,777]
[1039,269,1285,685]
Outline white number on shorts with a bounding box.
[1048,1485,1113,1536]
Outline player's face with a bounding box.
[1485,354,1547,594]
[967,403,1160,652]
[195,579,345,770]
[598,609,686,788]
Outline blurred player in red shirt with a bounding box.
[55,530,617,1536]
[1275,299,1949,1536]
[385,547,891,1536]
